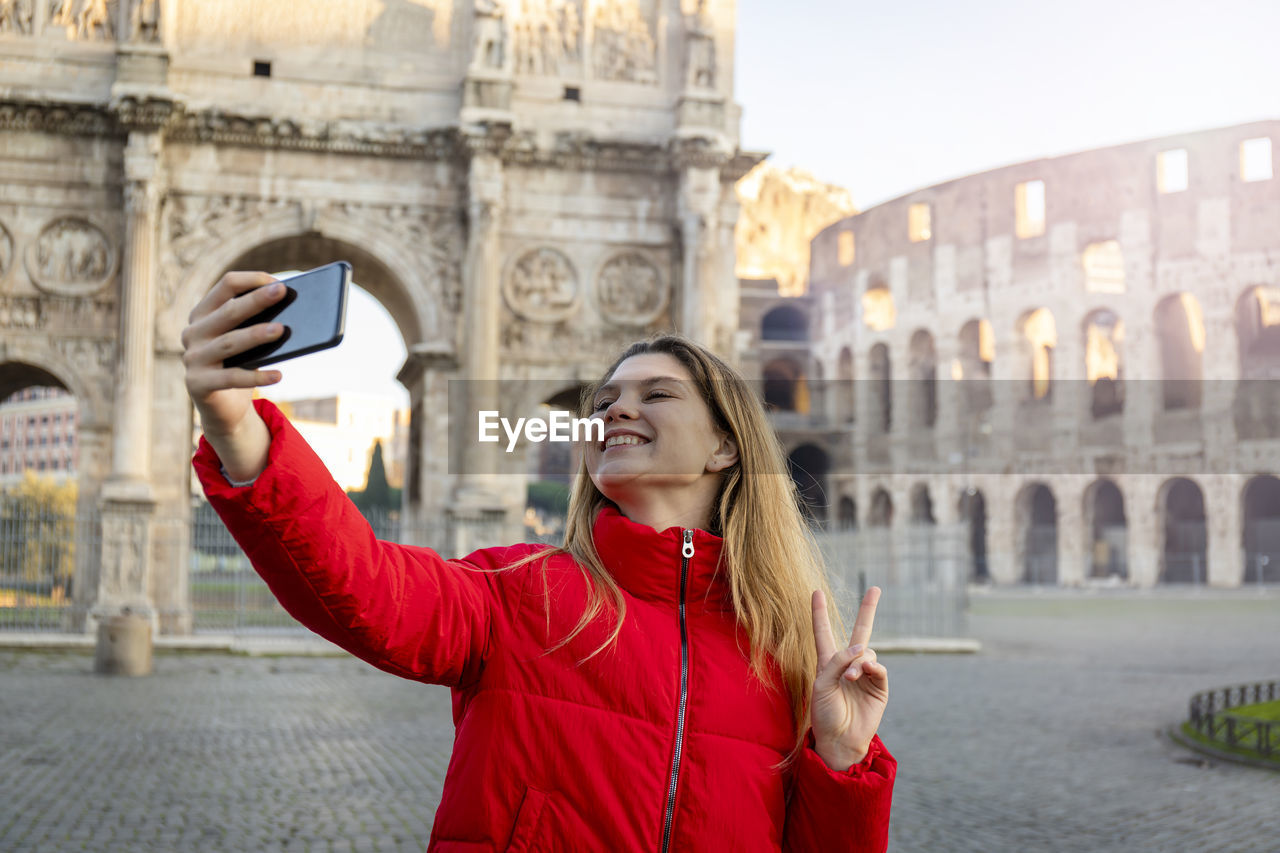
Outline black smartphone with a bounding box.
[223,261,351,370]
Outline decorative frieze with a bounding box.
[591,0,656,83]
[165,111,460,160]
[512,0,582,76]
[0,294,118,332]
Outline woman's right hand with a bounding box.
[181,271,289,481]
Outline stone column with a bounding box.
[450,141,509,547]
[675,141,728,351]
[92,130,165,632]
[107,131,163,498]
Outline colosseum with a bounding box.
[741,121,1280,589]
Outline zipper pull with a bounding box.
[682,529,695,560]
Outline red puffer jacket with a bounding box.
[195,399,896,852]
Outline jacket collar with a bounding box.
[591,504,729,609]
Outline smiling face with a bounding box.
[584,352,738,531]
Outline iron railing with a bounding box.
[1,501,969,639]
[1188,680,1280,760]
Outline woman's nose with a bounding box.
[604,395,638,422]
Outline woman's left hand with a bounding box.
[808,587,889,771]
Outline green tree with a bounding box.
[0,471,78,592]
[347,440,400,515]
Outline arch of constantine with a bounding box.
[0,0,759,634]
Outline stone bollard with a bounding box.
[94,609,153,677]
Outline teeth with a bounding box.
[604,435,649,448]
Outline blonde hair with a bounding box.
[501,334,848,771]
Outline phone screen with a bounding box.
[224,261,351,370]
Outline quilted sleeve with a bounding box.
[782,729,897,852]
[192,397,526,688]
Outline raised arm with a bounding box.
[184,271,525,686]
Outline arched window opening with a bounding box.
[837,496,857,531]
[1020,483,1058,584]
[1086,479,1127,580]
[1083,309,1124,419]
[1161,478,1207,584]
[908,330,938,429]
[862,283,896,332]
[1017,308,1056,401]
[761,304,809,342]
[868,488,893,527]
[959,489,989,582]
[1243,475,1280,583]
[955,319,994,416]
[787,444,829,527]
[763,358,808,413]
[909,483,935,525]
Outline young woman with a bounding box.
[184,271,896,852]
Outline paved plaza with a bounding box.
[2,588,1278,852]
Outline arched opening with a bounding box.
[763,357,807,413]
[1155,293,1204,411]
[1085,479,1127,579]
[958,488,989,582]
[1161,478,1207,584]
[192,237,419,538]
[1083,309,1124,419]
[0,365,82,630]
[1020,483,1058,584]
[1235,285,1280,378]
[1233,287,1280,439]
[868,487,893,527]
[862,281,896,332]
[955,318,994,416]
[909,483,935,525]
[787,444,829,526]
[837,495,857,530]
[908,330,937,429]
[524,384,587,539]
[761,304,808,342]
[1016,308,1056,401]
[1242,475,1280,583]
[837,347,855,424]
[869,343,891,434]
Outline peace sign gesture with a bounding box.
[808,587,889,771]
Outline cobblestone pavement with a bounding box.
[2,588,1278,852]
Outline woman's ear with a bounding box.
[706,431,739,473]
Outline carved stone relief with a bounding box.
[51,0,114,41]
[0,0,35,34]
[128,0,158,42]
[595,252,666,325]
[591,0,655,83]
[26,217,116,296]
[0,220,13,280]
[0,295,116,332]
[684,0,715,89]
[503,247,578,322]
[471,0,506,70]
[501,312,634,362]
[512,0,582,76]
[358,203,464,315]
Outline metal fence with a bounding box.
[816,523,969,639]
[2,500,967,640]
[1188,680,1280,761]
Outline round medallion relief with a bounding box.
[26,217,117,296]
[503,247,579,322]
[595,252,667,326]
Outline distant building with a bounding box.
[0,387,78,488]
[268,393,409,494]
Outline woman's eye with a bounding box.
[593,399,614,411]
[646,390,671,400]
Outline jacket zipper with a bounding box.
[660,529,694,853]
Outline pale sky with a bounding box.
[269,0,1280,406]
